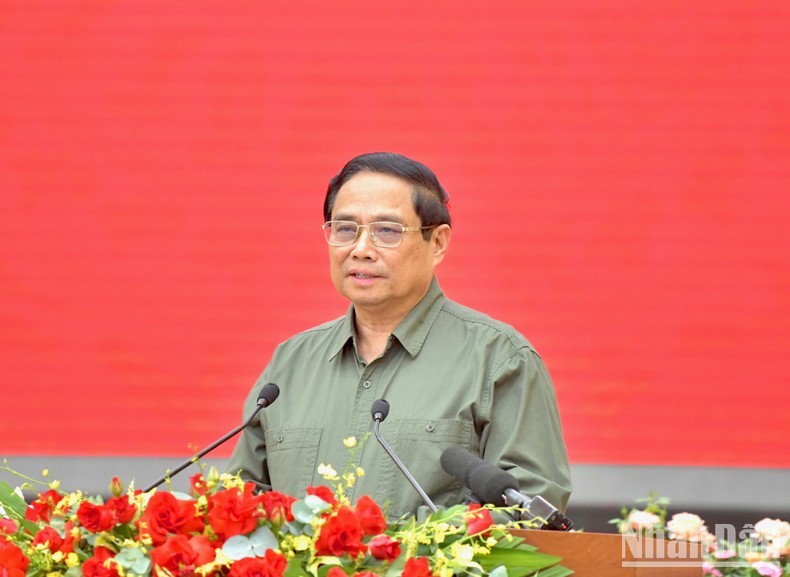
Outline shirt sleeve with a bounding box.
[226,376,273,492]
[480,346,572,512]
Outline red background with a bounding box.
[1,2,788,467]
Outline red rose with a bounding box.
[0,518,18,536]
[137,492,204,545]
[326,568,347,577]
[36,521,76,555]
[464,503,493,536]
[77,501,115,533]
[402,557,433,577]
[32,526,63,552]
[150,534,216,577]
[353,572,377,577]
[82,546,120,577]
[261,491,296,524]
[354,496,386,536]
[0,539,29,577]
[188,535,216,567]
[25,489,63,522]
[106,495,137,525]
[206,484,264,540]
[109,477,124,498]
[228,550,287,577]
[189,473,208,498]
[306,485,337,506]
[315,506,366,558]
[368,534,401,561]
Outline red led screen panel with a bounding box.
[1,2,788,467]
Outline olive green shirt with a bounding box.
[227,278,571,519]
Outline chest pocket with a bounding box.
[376,418,473,518]
[265,426,323,496]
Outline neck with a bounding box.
[353,311,402,363]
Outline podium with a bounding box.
[514,529,704,577]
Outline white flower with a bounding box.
[754,518,790,543]
[667,512,708,542]
[317,463,338,480]
[628,510,661,532]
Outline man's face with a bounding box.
[328,171,449,320]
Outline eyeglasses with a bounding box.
[322,220,436,248]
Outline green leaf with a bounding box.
[284,557,309,577]
[115,547,152,576]
[249,525,278,556]
[293,499,324,524]
[64,567,83,577]
[0,481,39,534]
[223,535,254,560]
[476,547,562,577]
[531,565,574,577]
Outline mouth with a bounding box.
[348,271,380,280]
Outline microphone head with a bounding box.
[371,398,390,422]
[257,383,280,407]
[468,462,518,507]
[440,446,482,482]
[440,447,518,507]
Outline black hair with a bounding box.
[323,152,451,238]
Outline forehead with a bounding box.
[332,172,417,221]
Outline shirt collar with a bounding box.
[391,277,446,358]
[326,277,447,361]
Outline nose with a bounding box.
[349,225,377,258]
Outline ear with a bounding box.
[431,224,452,266]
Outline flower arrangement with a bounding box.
[0,447,570,577]
[611,494,789,577]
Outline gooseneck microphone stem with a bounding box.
[143,383,279,493]
[371,400,438,513]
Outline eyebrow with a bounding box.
[332,213,405,224]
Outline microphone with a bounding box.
[440,446,572,531]
[143,383,280,492]
[370,399,438,513]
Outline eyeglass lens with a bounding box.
[326,221,404,247]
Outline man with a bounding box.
[227,152,571,518]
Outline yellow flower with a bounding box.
[218,472,246,490]
[356,467,365,478]
[343,436,357,448]
[196,548,234,575]
[291,534,312,552]
[343,472,356,487]
[46,572,61,577]
[449,541,476,564]
[42,469,49,477]
[65,553,80,568]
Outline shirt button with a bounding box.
[362,380,372,389]
[426,423,435,432]
[275,434,284,443]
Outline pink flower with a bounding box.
[751,561,782,577]
[701,561,722,577]
[713,549,736,559]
